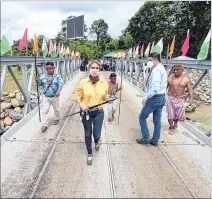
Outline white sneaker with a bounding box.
[87,154,93,165]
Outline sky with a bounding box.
[1,1,145,41]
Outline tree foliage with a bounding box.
[124,1,211,58]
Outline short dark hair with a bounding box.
[110,73,117,77]
[149,53,161,62]
[46,62,54,66]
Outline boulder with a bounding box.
[1,102,12,112]
[14,90,20,94]
[16,93,22,100]
[8,92,16,98]
[14,107,22,113]
[4,97,11,103]
[4,109,12,117]
[11,99,20,107]
[3,116,13,126]
[2,92,9,96]
[0,112,5,119]
[1,96,5,102]
[19,101,25,108]
[199,95,207,102]
[9,110,23,121]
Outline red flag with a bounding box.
[57,42,61,54]
[140,44,144,57]
[63,47,66,56]
[181,30,190,56]
[150,41,154,54]
[125,50,128,57]
[19,28,28,50]
[48,40,54,55]
[133,47,136,55]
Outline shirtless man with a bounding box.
[167,64,193,134]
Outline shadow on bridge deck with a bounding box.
[1,71,211,198]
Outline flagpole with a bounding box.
[118,58,124,124]
[26,46,28,56]
[10,46,12,56]
[165,44,169,64]
[35,52,41,122]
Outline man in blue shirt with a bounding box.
[136,53,167,146]
[35,62,64,132]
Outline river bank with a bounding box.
[186,104,211,133]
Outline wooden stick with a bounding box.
[118,60,124,124]
[35,53,41,122]
[26,46,28,56]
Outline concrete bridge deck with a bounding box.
[1,71,211,198]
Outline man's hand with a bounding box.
[55,91,60,97]
[142,99,146,106]
[80,103,89,112]
[35,76,39,81]
[189,98,193,105]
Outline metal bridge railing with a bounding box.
[115,58,211,146]
[0,56,81,118]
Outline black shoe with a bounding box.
[87,154,93,165]
[150,139,159,146]
[95,142,100,151]
[136,139,150,145]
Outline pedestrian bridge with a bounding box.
[1,57,211,198]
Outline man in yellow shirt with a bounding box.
[75,60,110,165]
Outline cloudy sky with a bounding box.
[1,1,145,41]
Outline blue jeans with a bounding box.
[81,109,104,154]
[139,95,165,144]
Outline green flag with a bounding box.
[197,29,211,61]
[42,38,48,57]
[152,38,163,54]
[1,20,13,55]
[144,43,150,57]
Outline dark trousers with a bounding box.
[81,109,104,154]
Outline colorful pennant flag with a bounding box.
[60,44,63,57]
[197,29,211,61]
[144,43,150,57]
[181,29,190,56]
[1,20,13,55]
[140,44,144,57]
[150,41,154,54]
[42,37,48,57]
[48,40,54,55]
[152,38,163,54]
[19,28,28,50]
[57,42,61,55]
[168,36,175,57]
[52,41,57,57]
[33,34,39,54]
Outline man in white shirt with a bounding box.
[136,53,167,146]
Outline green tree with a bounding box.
[89,19,109,46]
[123,1,211,58]
[123,31,135,48]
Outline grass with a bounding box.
[186,104,211,133]
[1,67,24,92]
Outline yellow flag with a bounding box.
[168,36,175,57]
[72,50,75,57]
[33,34,39,54]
